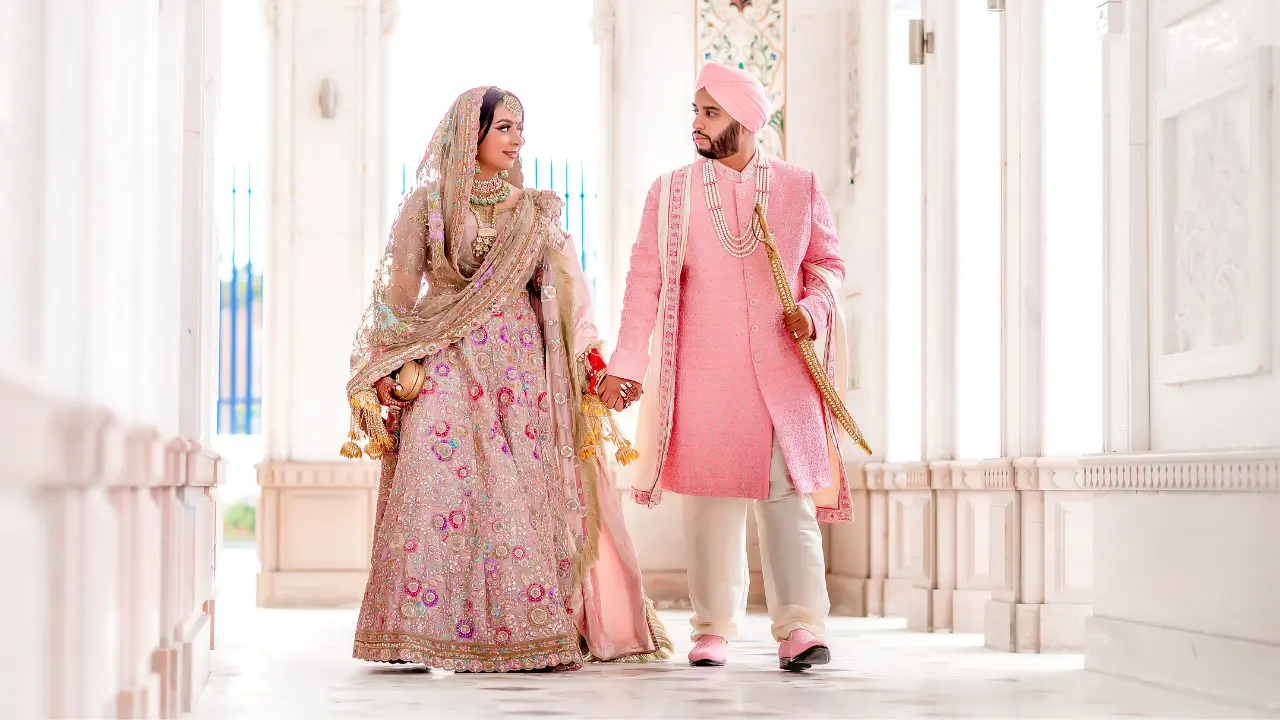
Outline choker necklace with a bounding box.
[470,174,511,206]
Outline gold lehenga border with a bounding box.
[354,630,583,673]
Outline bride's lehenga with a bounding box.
[343,87,670,672]
[356,216,584,670]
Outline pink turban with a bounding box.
[696,63,771,134]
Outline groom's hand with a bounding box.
[598,374,643,412]
[784,308,814,342]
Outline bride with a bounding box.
[342,86,670,672]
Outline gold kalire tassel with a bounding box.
[341,389,398,460]
[579,393,640,466]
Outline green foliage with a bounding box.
[224,500,256,541]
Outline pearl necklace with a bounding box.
[702,156,771,258]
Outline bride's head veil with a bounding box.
[342,86,530,458]
[417,86,526,255]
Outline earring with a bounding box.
[473,165,481,175]
[499,170,509,179]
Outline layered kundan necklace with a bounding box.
[702,155,771,258]
[469,172,510,260]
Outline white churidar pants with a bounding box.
[680,434,830,642]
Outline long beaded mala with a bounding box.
[701,156,772,258]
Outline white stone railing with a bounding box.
[255,460,381,608]
[836,457,1093,652]
[0,376,224,719]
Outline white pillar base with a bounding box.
[1087,615,1280,711]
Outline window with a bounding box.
[885,0,924,462]
[953,1,1003,459]
[216,0,269,436]
[386,0,602,294]
[1042,0,1104,456]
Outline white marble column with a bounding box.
[257,0,398,607]
[981,0,1097,652]
[0,0,224,715]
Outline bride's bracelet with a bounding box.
[583,348,607,395]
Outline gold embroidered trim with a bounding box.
[353,630,582,671]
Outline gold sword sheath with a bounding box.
[753,203,872,456]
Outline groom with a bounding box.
[598,63,850,671]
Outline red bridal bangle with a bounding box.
[586,349,607,395]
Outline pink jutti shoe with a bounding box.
[688,635,728,667]
[778,629,830,671]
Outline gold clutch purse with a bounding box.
[393,360,426,401]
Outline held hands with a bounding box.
[784,308,814,342]
[374,375,412,410]
[597,374,643,412]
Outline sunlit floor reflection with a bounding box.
[194,549,1266,719]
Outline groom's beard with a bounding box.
[695,121,743,160]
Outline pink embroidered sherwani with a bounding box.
[610,153,851,643]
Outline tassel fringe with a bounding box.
[340,389,398,460]
[582,598,674,664]
[578,393,640,466]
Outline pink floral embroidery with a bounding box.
[403,538,419,553]
[404,578,422,597]
[433,420,451,437]
[526,583,546,603]
[448,510,466,529]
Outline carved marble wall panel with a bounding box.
[955,492,994,591]
[1163,0,1260,89]
[1045,493,1094,605]
[1153,49,1271,384]
[695,0,787,158]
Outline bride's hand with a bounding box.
[375,375,412,410]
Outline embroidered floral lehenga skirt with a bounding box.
[353,291,585,672]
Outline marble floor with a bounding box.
[195,550,1270,719]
